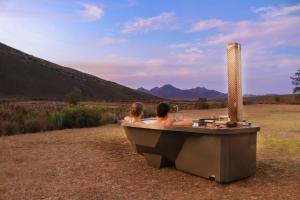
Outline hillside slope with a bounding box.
[0,42,157,101]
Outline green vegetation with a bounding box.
[244,94,300,105]
[259,136,300,155]
[143,107,156,118]
[291,69,300,93]
[0,104,121,136]
[194,98,226,109]
[65,88,82,105]
[195,98,209,109]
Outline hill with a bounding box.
[138,84,227,100]
[0,42,157,101]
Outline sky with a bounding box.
[0,0,300,95]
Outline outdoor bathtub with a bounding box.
[122,119,260,183]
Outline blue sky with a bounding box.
[0,0,300,94]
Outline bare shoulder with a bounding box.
[124,116,131,122]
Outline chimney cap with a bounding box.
[227,42,241,47]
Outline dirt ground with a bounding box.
[0,104,299,200]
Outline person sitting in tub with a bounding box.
[124,102,144,123]
[155,102,193,126]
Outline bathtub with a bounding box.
[122,119,260,183]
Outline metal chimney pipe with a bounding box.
[227,43,243,122]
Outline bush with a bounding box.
[100,112,119,124]
[243,100,254,105]
[65,88,82,105]
[220,101,227,108]
[0,121,18,136]
[22,112,49,133]
[49,112,64,130]
[49,106,122,129]
[143,107,156,118]
[57,106,102,128]
[295,94,300,104]
[195,98,209,109]
[0,104,122,135]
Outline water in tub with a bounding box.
[142,118,156,124]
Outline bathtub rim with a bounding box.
[121,119,260,135]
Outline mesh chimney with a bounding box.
[227,43,243,122]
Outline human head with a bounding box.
[156,102,171,118]
[130,102,144,117]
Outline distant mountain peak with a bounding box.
[161,84,176,88]
[138,84,226,100]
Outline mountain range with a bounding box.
[0,42,158,101]
[138,84,227,100]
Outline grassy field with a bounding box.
[0,104,299,200]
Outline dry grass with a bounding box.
[0,104,300,200]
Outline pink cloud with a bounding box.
[208,16,300,46]
[143,59,167,68]
[175,49,205,64]
[253,3,300,18]
[80,3,104,22]
[122,12,178,33]
[188,19,225,32]
[96,37,127,46]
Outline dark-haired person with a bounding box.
[155,102,193,126]
[124,102,144,123]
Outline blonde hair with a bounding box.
[130,102,144,117]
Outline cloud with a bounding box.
[73,55,168,71]
[252,3,300,18]
[143,58,167,68]
[122,12,178,33]
[80,3,103,22]
[96,37,127,46]
[207,16,300,46]
[168,42,195,49]
[188,19,225,32]
[185,4,300,46]
[174,47,219,65]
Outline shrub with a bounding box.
[220,101,227,108]
[22,112,49,133]
[143,107,156,118]
[195,98,209,109]
[244,100,254,105]
[0,104,122,135]
[275,96,281,103]
[49,112,64,130]
[100,112,118,124]
[65,88,82,105]
[295,94,300,104]
[0,121,18,136]
[58,106,102,128]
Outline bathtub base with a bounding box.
[143,153,173,168]
[175,133,257,183]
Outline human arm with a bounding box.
[173,120,193,127]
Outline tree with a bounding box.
[291,69,300,93]
[65,88,82,105]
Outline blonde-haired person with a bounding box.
[124,102,144,123]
